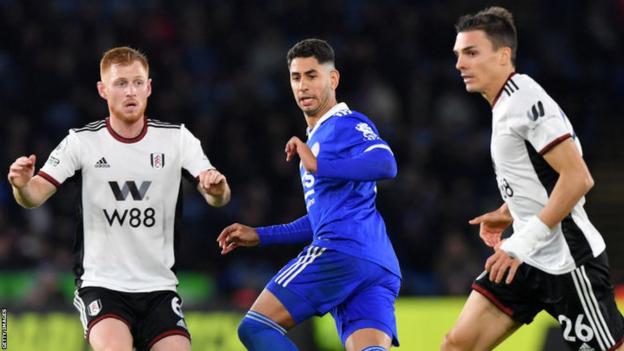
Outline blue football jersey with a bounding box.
[301,103,401,278]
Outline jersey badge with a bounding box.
[355,123,380,141]
[150,153,165,168]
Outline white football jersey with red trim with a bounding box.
[39,118,214,292]
[491,73,605,274]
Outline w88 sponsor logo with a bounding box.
[104,207,156,227]
[104,180,156,227]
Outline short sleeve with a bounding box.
[180,124,214,177]
[509,98,572,155]
[38,132,82,187]
[332,116,393,157]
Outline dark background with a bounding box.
[1,0,623,309]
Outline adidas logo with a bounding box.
[94,157,110,168]
[579,343,595,351]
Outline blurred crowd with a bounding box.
[1,0,623,309]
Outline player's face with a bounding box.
[98,61,151,124]
[289,57,338,118]
[453,30,506,95]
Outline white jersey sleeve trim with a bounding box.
[38,170,61,187]
[364,144,393,155]
[39,131,82,186]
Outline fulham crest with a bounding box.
[150,153,165,168]
[88,299,102,316]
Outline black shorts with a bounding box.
[474,251,624,351]
[73,287,190,351]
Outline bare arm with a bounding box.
[539,138,593,227]
[493,138,593,284]
[197,169,231,207]
[8,155,57,208]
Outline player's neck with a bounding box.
[484,69,516,106]
[304,100,337,129]
[109,115,146,138]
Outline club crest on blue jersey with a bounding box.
[355,123,380,141]
[150,153,165,168]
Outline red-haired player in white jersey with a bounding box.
[443,6,624,351]
[7,47,231,351]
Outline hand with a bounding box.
[199,169,227,196]
[285,136,317,173]
[469,208,513,248]
[8,155,37,189]
[216,223,260,255]
[485,241,522,284]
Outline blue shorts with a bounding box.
[266,245,401,346]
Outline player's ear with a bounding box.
[146,78,152,98]
[330,69,340,90]
[96,81,107,100]
[499,47,512,66]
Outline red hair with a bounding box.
[100,46,149,76]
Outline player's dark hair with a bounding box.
[455,6,517,66]
[287,39,335,67]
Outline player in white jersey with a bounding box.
[7,47,231,351]
[442,7,624,351]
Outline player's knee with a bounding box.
[237,311,287,345]
[90,334,133,351]
[440,331,465,351]
[440,333,454,351]
[91,344,132,351]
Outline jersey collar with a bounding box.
[307,102,349,139]
[491,72,517,109]
[106,116,149,143]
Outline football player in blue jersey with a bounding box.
[217,38,401,351]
